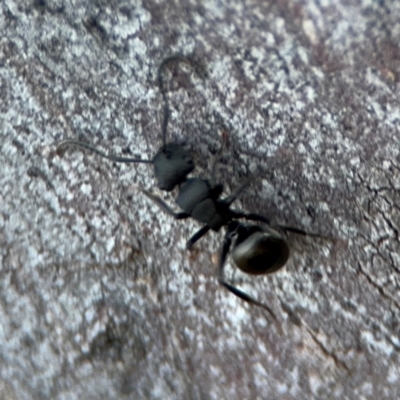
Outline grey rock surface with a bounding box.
[1,0,400,399]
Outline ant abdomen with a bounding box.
[231,227,290,275]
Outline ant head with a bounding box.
[231,225,289,275]
[153,144,194,191]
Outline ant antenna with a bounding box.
[57,55,198,168]
[56,140,153,164]
[157,55,193,148]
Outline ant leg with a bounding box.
[278,226,310,236]
[210,151,222,182]
[278,225,332,239]
[233,209,331,239]
[210,130,230,181]
[186,225,210,249]
[140,188,189,219]
[223,180,252,205]
[210,129,230,186]
[57,140,152,164]
[231,209,271,224]
[217,229,280,326]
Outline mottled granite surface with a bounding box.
[1,1,400,399]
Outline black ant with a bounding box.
[57,55,322,324]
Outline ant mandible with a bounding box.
[57,55,320,324]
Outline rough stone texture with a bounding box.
[1,1,400,399]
